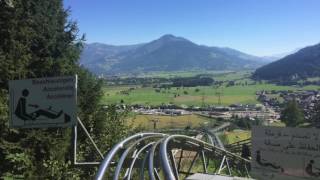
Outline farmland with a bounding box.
[101,71,320,106]
[220,130,251,144]
[127,114,214,130]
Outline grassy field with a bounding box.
[213,71,252,81]
[220,130,251,144]
[269,121,286,127]
[101,70,320,106]
[101,83,320,106]
[135,70,233,78]
[127,114,214,130]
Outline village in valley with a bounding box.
[101,71,320,134]
[2,0,320,179]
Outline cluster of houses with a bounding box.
[201,105,279,122]
[257,91,281,109]
[132,102,280,123]
[257,90,320,120]
[129,89,320,124]
[287,90,320,120]
[133,108,191,116]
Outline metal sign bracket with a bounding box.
[73,117,104,165]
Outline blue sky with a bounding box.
[64,0,320,56]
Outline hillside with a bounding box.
[253,43,320,80]
[80,34,268,75]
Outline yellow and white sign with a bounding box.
[9,76,77,128]
[251,126,320,180]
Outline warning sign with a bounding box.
[9,76,77,128]
[251,126,320,180]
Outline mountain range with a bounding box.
[260,48,301,62]
[79,34,273,76]
[253,43,320,80]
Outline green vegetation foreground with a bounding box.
[0,1,129,179]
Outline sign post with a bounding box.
[9,76,77,128]
[251,126,320,180]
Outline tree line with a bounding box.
[0,1,129,179]
[105,75,215,88]
[280,99,320,128]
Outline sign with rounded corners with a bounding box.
[9,76,77,128]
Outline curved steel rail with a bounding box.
[149,139,164,180]
[127,142,154,180]
[113,135,164,180]
[96,132,166,180]
[96,126,250,180]
[159,134,250,179]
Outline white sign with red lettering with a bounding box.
[9,76,77,128]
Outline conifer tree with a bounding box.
[0,1,84,178]
[0,1,129,178]
[310,101,320,128]
[281,99,304,127]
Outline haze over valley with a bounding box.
[80,34,281,76]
